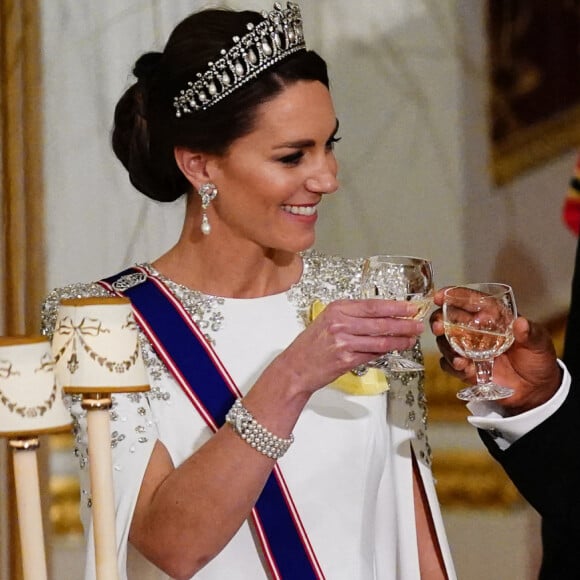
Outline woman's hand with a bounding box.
[270,298,423,395]
[430,288,562,415]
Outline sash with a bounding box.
[99,266,325,580]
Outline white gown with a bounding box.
[41,250,456,580]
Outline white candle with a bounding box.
[84,397,120,580]
[11,438,48,580]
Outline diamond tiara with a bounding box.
[173,2,306,117]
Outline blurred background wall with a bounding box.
[2,0,579,578]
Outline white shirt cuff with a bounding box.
[466,360,570,450]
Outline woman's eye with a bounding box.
[279,151,304,165]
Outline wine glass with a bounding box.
[360,255,434,372]
[442,283,517,401]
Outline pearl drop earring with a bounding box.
[197,182,218,235]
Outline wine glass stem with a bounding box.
[474,359,493,391]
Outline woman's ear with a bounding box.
[174,147,211,190]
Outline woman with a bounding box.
[41,3,455,579]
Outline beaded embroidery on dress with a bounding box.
[40,249,432,501]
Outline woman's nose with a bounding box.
[305,157,339,194]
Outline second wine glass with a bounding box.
[442,283,517,401]
[360,255,434,372]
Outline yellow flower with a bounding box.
[308,300,389,395]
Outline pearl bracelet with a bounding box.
[225,399,294,460]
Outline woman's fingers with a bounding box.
[349,334,418,357]
[314,301,422,360]
[282,298,427,388]
[323,299,424,337]
[342,298,418,317]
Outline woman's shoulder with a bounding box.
[40,280,114,338]
[303,249,363,270]
[297,249,364,302]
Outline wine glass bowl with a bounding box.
[442,283,517,401]
[360,255,434,372]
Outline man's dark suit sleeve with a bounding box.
[477,176,580,578]
[479,383,580,579]
[563,235,580,379]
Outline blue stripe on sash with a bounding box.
[100,268,324,580]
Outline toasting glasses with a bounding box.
[442,283,517,401]
[360,255,434,373]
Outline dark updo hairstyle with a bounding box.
[112,8,329,202]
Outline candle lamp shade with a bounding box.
[52,296,149,394]
[0,336,72,438]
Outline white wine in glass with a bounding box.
[360,255,434,372]
[442,283,517,401]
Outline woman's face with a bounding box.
[207,80,339,254]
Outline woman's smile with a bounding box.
[280,203,318,217]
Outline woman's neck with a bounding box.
[152,240,303,299]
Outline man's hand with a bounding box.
[430,288,562,415]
